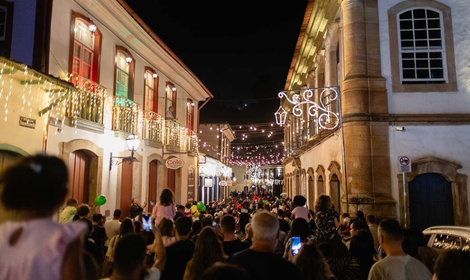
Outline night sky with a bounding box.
[123,0,308,126]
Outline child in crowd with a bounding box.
[184,202,192,217]
[151,188,176,225]
[291,195,309,222]
[158,218,177,247]
[59,198,78,224]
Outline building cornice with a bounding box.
[74,0,213,101]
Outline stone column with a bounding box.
[340,0,396,219]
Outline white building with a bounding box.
[282,0,470,229]
[0,0,213,219]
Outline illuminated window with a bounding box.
[114,47,134,99]
[165,82,177,119]
[70,13,102,81]
[144,68,158,112]
[186,99,194,131]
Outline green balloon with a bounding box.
[95,195,107,206]
[200,206,206,212]
[263,200,267,205]
[197,201,204,210]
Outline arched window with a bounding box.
[144,67,158,112]
[70,12,102,82]
[165,82,177,119]
[186,99,194,131]
[114,47,134,100]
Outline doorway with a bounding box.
[68,150,91,204]
[167,168,176,193]
[330,174,340,212]
[148,160,159,213]
[308,176,315,209]
[317,175,325,196]
[409,173,454,230]
[120,159,133,219]
[188,167,195,202]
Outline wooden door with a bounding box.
[68,150,91,204]
[167,168,175,193]
[409,173,454,230]
[330,174,340,212]
[148,160,158,213]
[120,159,133,219]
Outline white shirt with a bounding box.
[104,219,121,246]
[368,255,432,280]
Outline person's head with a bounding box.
[175,216,192,238]
[221,214,236,234]
[356,210,365,219]
[67,198,78,207]
[113,209,122,219]
[433,250,470,280]
[295,243,328,280]
[402,227,427,257]
[277,209,285,218]
[314,194,332,212]
[77,204,91,218]
[177,204,185,213]
[245,223,253,239]
[350,221,369,237]
[92,213,103,224]
[192,227,226,278]
[293,195,307,208]
[199,262,252,280]
[185,202,191,209]
[378,219,403,250]
[0,154,68,218]
[113,233,147,276]
[160,188,174,206]
[158,218,174,237]
[366,214,376,225]
[251,210,279,244]
[202,215,213,228]
[131,198,140,205]
[168,106,174,112]
[291,218,310,242]
[120,217,135,236]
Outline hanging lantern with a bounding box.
[274,105,287,126]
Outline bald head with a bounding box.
[251,210,279,241]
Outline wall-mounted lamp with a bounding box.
[110,134,140,169]
[88,21,97,33]
[125,56,133,64]
[274,105,288,126]
[152,73,158,79]
[172,86,177,91]
[191,102,195,106]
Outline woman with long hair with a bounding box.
[295,243,337,280]
[0,154,92,280]
[152,188,176,225]
[102,218,135,276]
[314,195,340,242]
[184,227,227,280]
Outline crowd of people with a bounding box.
[0,154,469,280]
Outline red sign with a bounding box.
[165,158,184,170]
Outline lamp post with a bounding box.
[110,134,141,169]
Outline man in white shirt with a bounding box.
[104,209,121,247]
[368,219,432,280]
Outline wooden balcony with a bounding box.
[112,96,139,136]
[142,111,164,147]
[68,74,106,133]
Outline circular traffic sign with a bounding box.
[399,156,410,166]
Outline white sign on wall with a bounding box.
[398,156,412,173]
[165,158,184,170]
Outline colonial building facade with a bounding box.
[282,0,469,229]
[0,0,212,219]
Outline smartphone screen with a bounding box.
[212,221,216,227]
[291,236,302,256]
[142,214,152,232]
[150,200,155,207]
